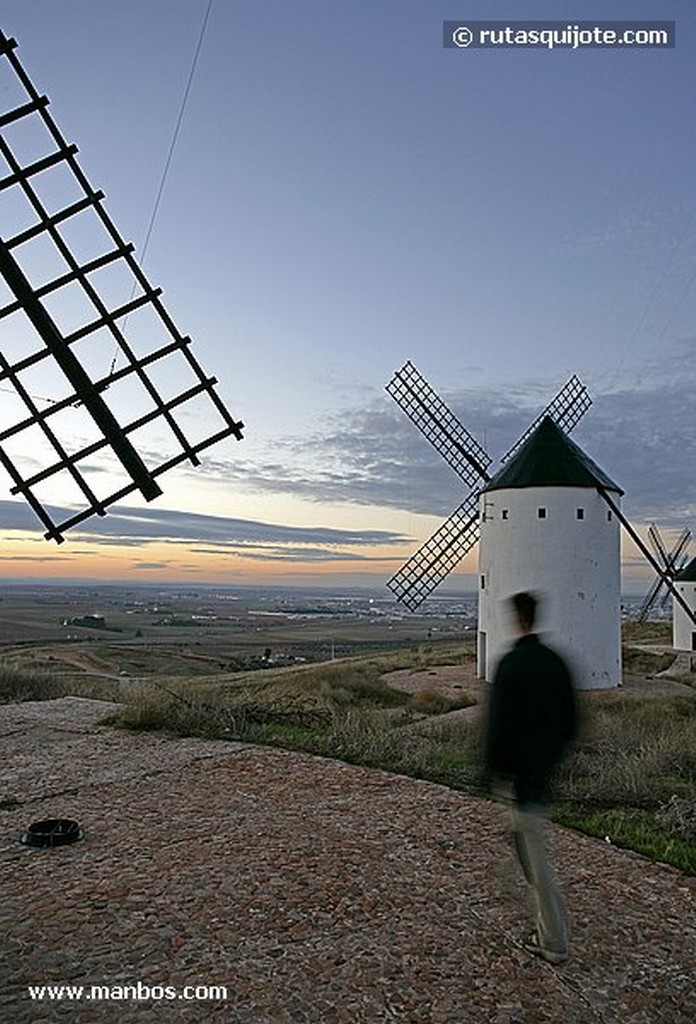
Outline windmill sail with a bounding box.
[0,31,243,542]
[638,525,691,621]
[387,491,480,611]
[597,493,696,629]
[499,374,591,464]
[386,361,492,488]
[387,365,592,609]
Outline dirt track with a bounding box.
[381,662,694,731]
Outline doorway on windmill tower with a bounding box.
[478,631,487,679]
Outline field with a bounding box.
[0,582,475,682]
[1,583,693,874]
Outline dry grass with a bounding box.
[112,657,694,872]
[621,647,678,678]
[561,694,695,805]
[3,631,693,873]
[0,663,120,704]
[621,620,672,645]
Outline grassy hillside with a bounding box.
[107,641,694,875]
[2,634,694,874]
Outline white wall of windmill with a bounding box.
[672,561,696,652]
[477,486,621,690]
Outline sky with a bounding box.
[0,0,694,594]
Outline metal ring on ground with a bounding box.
[20,818,83,848]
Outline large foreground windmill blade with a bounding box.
[387,491,480,611]
[0,32,244,543]
[499,374,591,464]
[386,361,492,488]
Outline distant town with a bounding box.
[0,583,482,677]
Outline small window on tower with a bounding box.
[607,511,613,522]
[502,509,509,520]
[538,507,547,519]
[576,508,585,520]
[480,575,486,590]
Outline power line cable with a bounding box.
[111,0,215,370]
[136,0,214,272]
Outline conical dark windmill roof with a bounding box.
[676,556,696,582]
[483,416,623,494]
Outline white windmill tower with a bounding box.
[385,362,696,690]
[477,417,623,689]
[673,557,696,653]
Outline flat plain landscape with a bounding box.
[0,582,477,683]
[1,581,693,875]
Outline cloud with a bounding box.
[0,554,72,562]
[192,406,467,517]
[183,358,696,530]
[573,385,695,526]
[0,503,51,533]
[0,344,691,561]
[0,500,409,554]
[219,547,380,564]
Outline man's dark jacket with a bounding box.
[484,633,578,807]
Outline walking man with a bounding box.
[483,591,578,964]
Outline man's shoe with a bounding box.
[522,932,568,965]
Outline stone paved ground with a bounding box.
[0,697,694,1024]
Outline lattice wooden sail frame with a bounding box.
[385,361,492,488]
[0,31,243,542]
[386,364,591,609]
[638,525,691,621]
